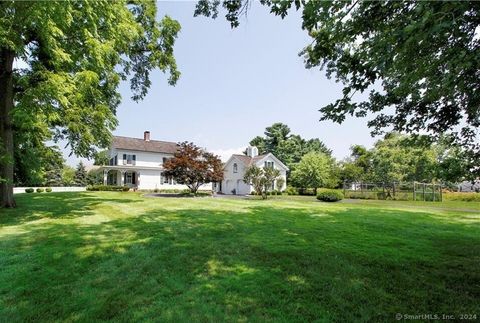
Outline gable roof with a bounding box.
[228,153,289,171]
[112,136,178,154]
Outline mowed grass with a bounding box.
[0,192,479,322]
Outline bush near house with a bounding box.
[317,189,344,202]
[25,188,34,193]
[45,187,52,192]
[36,188,44,193]
[87,185,129,192]
[284,186,298,195]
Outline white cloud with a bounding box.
[209,146,246,162]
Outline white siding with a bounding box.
[254,155,287,191]
[221,158,252,195]
[114,150,173,168]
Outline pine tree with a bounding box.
[74,162,88,187]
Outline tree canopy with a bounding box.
[247,123,331,170]
[339,133,469,186]
[291,152,336,194]
[1,0,181,207]
[195,0,480,177]
[243,164,281,199]
[163,142,223,194]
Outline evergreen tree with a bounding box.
[74,162,88,187]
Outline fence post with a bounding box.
[393,182,396,199]
[432,184,435,202]
[423,183,426,201]
[383,182,386,200]
[343,181,346,197]
[439,184,442,202]
[413,181,416,201]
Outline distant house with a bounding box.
[98,131,211,191]
[457,180,480,192]
[218,146,288,195]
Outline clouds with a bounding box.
[209,146,246,162]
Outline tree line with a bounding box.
[247,123,471,194]
[14,144,96,188]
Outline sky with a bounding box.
[66,1,376,165]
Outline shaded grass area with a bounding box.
[1,192,479,321]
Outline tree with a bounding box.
[247,123,331,170]
[87,169,102,185]
[196,1,480,178]
[243,165,265,197]
[74,162,88,187]
[276,177,285,192]
[291,152,335,195]
[1,1,180,207]
[163,142,223,195]
[93,150,110,166]
[263,167,281,195]
[43,146,65,187]
[243,165,281,199]
[62,166,75,186]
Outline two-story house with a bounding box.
[99,131,211,191]
[219,146,288,195]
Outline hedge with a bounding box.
[87,185,130,192]
[25,188,34,193]
[317,189,344,202]
[443,192,480,202]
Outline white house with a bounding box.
[219,146,288,195]
[99,131,211,191]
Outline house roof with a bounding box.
[231,154,267,166]
[112,136,179,154]
[230,153,289,171]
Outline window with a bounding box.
[233,163,238,173]
[123,154,136,165]
[264,161,274,169]
[162,173,170,185]
[162,157,168,164]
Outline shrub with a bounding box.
[122,186,130,192]
[25,188,34,193]
[36,188,44,193]
[45,187,52,193]
[317,189,344,202]
[87,185,126,192]
[153,188,159,193]
[285,186,298,195]
[443,192,480,202]
[298,188,316,196]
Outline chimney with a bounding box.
[144,131,150,141]
[246,146,258,157]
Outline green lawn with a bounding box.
[1,192,479,322]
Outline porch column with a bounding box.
[120,170,125,186]
[137,172,140,188]
[103,170,108,185]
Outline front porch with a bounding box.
[98,165,162,189]
[103,169,139,188]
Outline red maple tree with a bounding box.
[163,142,224,194]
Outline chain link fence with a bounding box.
[343,182,442,201]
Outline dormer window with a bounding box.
[264,161,274,169]
[233,163,238,173]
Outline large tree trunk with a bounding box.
[0,48,16,208]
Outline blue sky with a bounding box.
[67,1,376,165]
